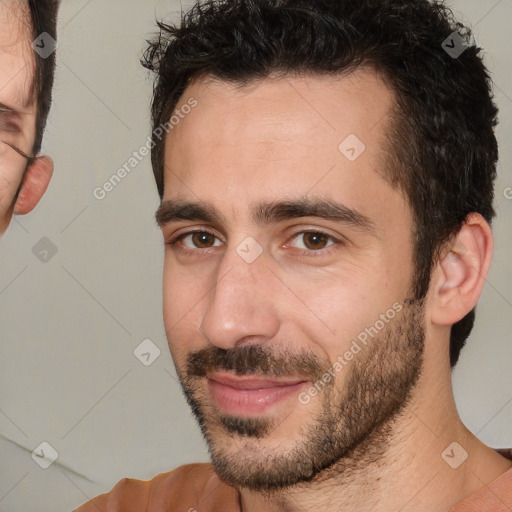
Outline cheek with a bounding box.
[287,266,372,330]
[162,257,195,324]
[162,259,206,360]
[284,268,400,365]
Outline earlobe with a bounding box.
[13,156,54,215]
[430,214,493,326]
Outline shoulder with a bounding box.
[73,463,238,512]
[450,464,512,512]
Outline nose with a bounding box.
[199,244,280,350]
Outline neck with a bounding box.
[239,367,512,512]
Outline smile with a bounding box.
[207,373,309,416]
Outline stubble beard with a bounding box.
[178,297,425,492]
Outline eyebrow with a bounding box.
[156,197,376,234]
[0,100,33,118]
[0,102,22,115]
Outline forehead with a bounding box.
[163,69,399,205]
[0,0,35,109]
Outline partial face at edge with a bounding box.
[159,70,425,489]
[0,0,37,233]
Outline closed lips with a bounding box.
[207,373,308,389]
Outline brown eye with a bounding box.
[191,232,216,248]
[302,232,329,250]
[289,231,337,252]
[178,231,221,249]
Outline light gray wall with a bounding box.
[0,1,511,511]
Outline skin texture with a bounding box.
[0,0,53,236]
[158,70,511,512]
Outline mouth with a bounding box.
[207,372,309,416]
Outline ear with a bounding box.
[429,213,493,326]
[13,156,53,215]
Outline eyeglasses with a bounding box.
[0,102,37,165]
[1,140,36,165]
[0,141,37,213]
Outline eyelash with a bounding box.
[167,229,343,258]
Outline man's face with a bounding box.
[159,70,426,489]
[0,0,37,233]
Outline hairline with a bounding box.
[160,64,404,188]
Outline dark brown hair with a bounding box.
[142,0,498,367]
[28,0,60,155]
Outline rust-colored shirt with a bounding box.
[74,449,512,512]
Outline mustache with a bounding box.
[186,345,327,380]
